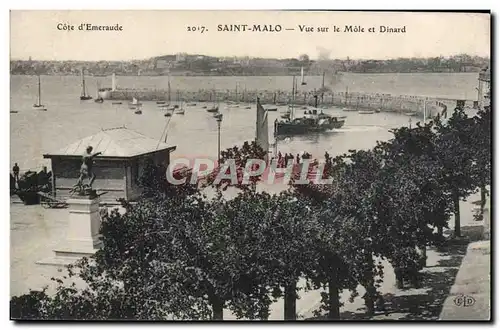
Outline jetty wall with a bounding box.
[109,88,476,118]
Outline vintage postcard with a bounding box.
[9,10,491,321]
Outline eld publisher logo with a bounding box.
[453,295,476,307]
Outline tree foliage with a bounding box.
[11,105,491,320]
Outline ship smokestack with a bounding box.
[314,95,318,108]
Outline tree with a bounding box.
[470,104,492,214]
[434,108,477,237]
[291,150,385,318]
[376,123,452,253]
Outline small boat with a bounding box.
[404,112,417,116]
[129,97,142,109]
[187,103,197,106]
[33,75,47,110]
[156,101,166,104]
[158,104,170,108]
[213,112,223,119]
[79,69,93,100]
[10,110,18,114]
[281,113,290,119]
[164,112,172,117]
[134,109,142,114]
[266,107,278,111]
[202,106,207,109]
[112,102,123,105]
[175,100,185,115]
[94,83,104,103]
[342,108,357,112]
[375,109,381,113]
[245,106,251,109]
[207,90,219,112]
[358,110,375,114]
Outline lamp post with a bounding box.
[216,113,223,163]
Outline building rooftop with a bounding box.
[43,127,176,159]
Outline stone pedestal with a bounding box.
[38,196,103,266]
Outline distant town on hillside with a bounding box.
[10,53,490,76]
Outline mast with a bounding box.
[345,86,349,106]
[37,75,42,106]
[291,75,295,120]
[81,69,88,97]
[81,69,84,96]
[168,73,171,102]
[423,98,427,123]
[300,67,304,84]
[322,71,325,89]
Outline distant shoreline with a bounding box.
[9,71,481,77]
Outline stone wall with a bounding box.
[110,88,477,118]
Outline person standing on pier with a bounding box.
[12,163,19,182]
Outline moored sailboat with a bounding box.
[175,93,185,115]
[128,97,142,109]
[300,67,307,86]
[79,69,93,100]
[94,82,104,103]
[175,104,185,115]
[33,75,47,111]
[206,90,219,112]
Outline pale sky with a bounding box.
[10,10,490,61]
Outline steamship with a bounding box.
[274,95,345,136]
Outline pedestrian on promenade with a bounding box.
[12,163,19,182]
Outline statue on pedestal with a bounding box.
[70,146,102,198]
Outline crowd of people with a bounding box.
[270,151,313,168]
